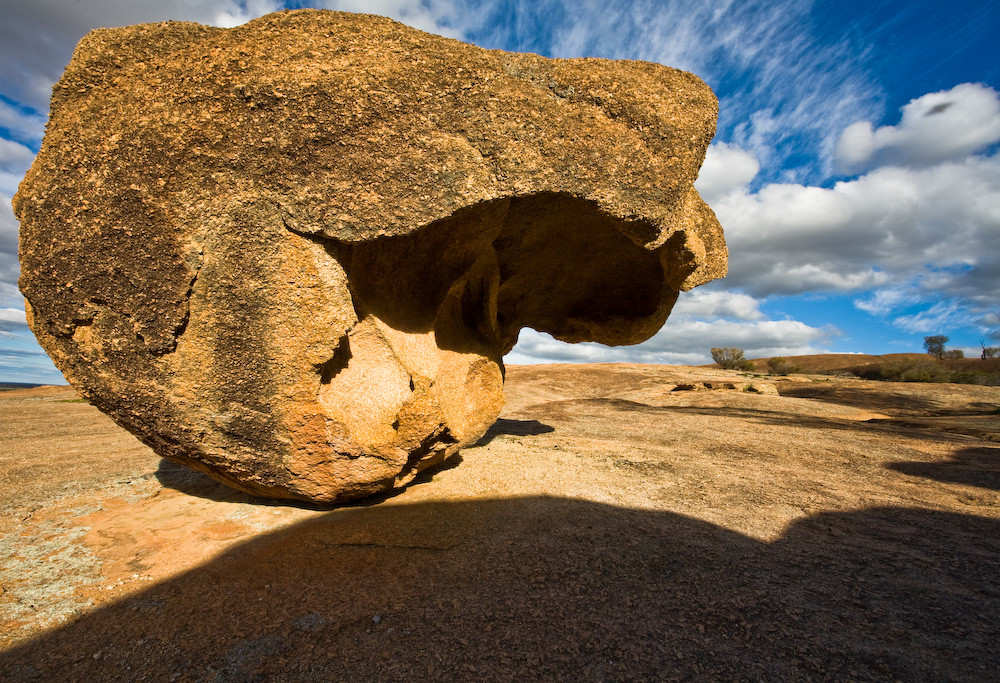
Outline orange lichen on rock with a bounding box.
[14,9,725,502]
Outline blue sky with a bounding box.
[1,0,998,382]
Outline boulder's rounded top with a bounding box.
[19,8,721,275]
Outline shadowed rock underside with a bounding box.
[14,9,725,502]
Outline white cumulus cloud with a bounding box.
[835,83,1000,172]
[716,153,1000,308]
[507,318,836,366]
[671,289,764,322]
[0,138,36,196]
[0,100,46,146]
[695,142,760,204]
[0,306,27,332]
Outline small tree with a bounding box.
[711,347,747,370]
[943,349,964,360]
[923,335,949,360]
[982,346,1000,359]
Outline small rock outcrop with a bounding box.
[14,10,726,502]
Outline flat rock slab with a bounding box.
[2,365,998,680]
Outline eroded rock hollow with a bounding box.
[15,10,726,502]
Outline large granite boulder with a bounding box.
[14,10,726,503]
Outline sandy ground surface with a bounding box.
[1,364,998,681]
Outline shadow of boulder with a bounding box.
[889,446,1000,491]
[2,497,997,681]
[154,453,465,508]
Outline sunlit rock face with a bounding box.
[14,10,726,503]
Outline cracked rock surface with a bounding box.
[14,9,726,503]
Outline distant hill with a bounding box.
[700,352,998,377]
[746,353,929,373]
[0,382,45,391]
[700,353,929,373]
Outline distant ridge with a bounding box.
[700,353,930,372]
[698,352,996,375]
[750,353,929,373]
[0,382,46,391]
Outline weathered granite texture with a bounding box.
[14,9,726,502]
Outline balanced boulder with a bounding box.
[14,9,726,503]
